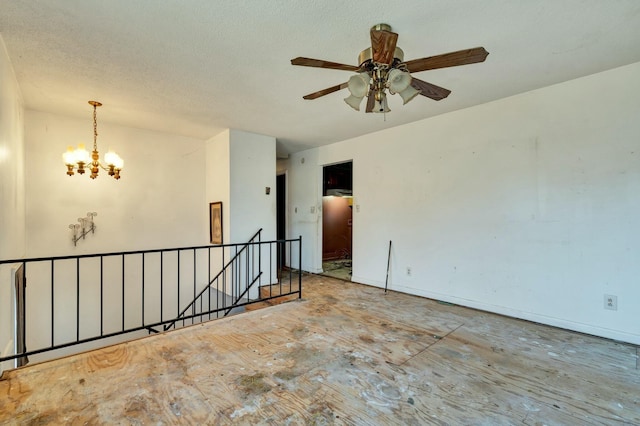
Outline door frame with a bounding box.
[320,160,354,277]
[276,171,287,271]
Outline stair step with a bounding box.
[245,292,299,312]
[259,285,299,298]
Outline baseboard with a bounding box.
[351,275,383,287]
[351,278,640,345]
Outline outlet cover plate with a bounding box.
[604,294,618,311]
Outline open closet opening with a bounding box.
[322,161,353,281]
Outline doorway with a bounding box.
[322,161,353,280]
[276,173,286,272]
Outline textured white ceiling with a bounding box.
[1,1,640,156]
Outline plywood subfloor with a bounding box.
[1,274,638,424]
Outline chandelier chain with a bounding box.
[93,104,98,151]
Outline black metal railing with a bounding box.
[0,232,302,365]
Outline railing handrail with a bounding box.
[0,232,301,265]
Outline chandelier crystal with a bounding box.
[63,101,123,180]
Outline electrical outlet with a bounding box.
[604,294,617,311]
[406,267,412,276]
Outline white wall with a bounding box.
[25,110,208,256]
[205,129,277,291]
[206,130,232,244]
[0,36,25,259]
[229,129,276,244]
[227,130,277,294]
[286,62,640,344]
[287,150,322,273]
[0,35,25,374]
[205,129,276,244]
[12,110,210,364]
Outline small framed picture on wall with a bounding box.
[209,201,223,244]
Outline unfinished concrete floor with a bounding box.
[1,274,639,424]
[322,260,352,281]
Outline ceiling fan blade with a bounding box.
[410,78,451,101]
[370,30,398,65]
[365,89,375,113]
[302,82,348,100]
[291,57,359,72]
[403,47,489,73]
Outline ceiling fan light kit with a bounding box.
[344,72,371,110]
[291,24,489,114]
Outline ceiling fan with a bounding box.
[291,24,489,113]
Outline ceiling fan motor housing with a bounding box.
[358,47,404,68]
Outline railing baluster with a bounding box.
[122,254,125,332]
[279,241,283,296]
[258,230,262,290]
[160,252,164,323]
[216,276,220,319]
[251,242,253,299]
[100,256,104,336]
[23,261,27,358]
[234,246,238,304]
[50,260,54,347]
[246,243,249,301]
[298,236,303,299]
[269,242,273,298]
[192,248,196,325]
[142,253,145,327]
[208,247,211,321]
[178,250,182,328]
[221,246,225,317]
[76,257,80,342]
[289,239,293,294]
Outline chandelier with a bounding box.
[63,101,123,179]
